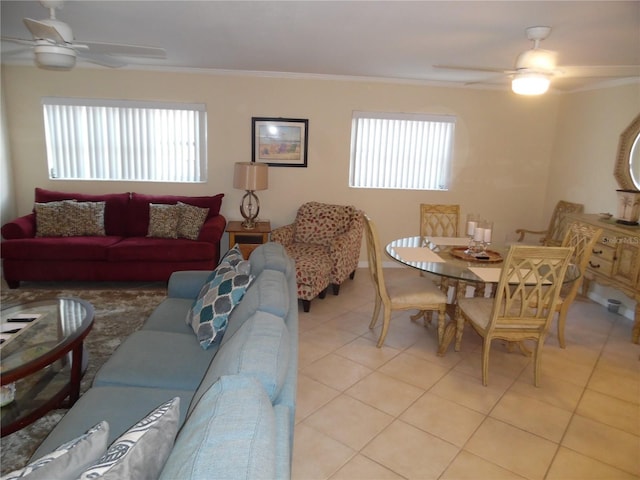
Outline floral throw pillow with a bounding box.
[34,200,76,237]
[147,204,180,239]
[176,202,209,240]
[66,201,106,236]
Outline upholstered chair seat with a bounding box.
[271,202,364,312]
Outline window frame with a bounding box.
[349,111,456,191]
[42,97,207,183]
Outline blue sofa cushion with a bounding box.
[160,376,276,480]
[93,331,218,390]
[188,312,290,417]
[249,242,290,277]
[5,421,109,480]
[32,387,194,461]
[79,397,179,480]
[221,269,290,345]
[141,298,195,334]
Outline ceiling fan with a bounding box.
[435,26,640,95]
[1,0,166,71]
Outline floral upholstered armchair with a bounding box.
[271,202,364,312]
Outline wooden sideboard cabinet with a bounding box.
[565,213,640,343]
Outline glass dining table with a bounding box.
[385,236,580,355]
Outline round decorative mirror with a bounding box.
[614,113,640,191]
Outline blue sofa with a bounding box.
[29,242,298,479]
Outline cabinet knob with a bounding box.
[588,261,600,269]
[592,249,603,255]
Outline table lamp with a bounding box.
[233,162,268,229]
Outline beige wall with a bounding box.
[1,66,637,260]
[0,74,16,226]
[547,83,640,316]
[2,65,563,250]
[548,83,640,215]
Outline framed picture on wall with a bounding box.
[252,117,308,167]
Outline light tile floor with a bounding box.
[292,268,640,480]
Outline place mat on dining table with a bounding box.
[469,267,553,284]
[392,247,444,263]
[427,236,470,247]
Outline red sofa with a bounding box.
[1,188,226,288]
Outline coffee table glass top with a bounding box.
[1,298,94,434]
[386,236,580,283]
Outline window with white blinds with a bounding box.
[42,98,207,182]
[349,111,455,190]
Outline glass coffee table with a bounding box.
[0,297,94,436]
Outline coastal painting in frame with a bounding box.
[252,117,308,167]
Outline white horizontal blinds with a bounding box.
[42,98,206,182]
[349,111,455,190]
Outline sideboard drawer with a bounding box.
[591,241,616,262]
[588,256,614,277]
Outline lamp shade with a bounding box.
[233,162,268,191]
[511,72,551,95]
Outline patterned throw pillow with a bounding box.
[2,421,109,479]
[34,200,76,237]
[78,397,179,480]
[187,262,253,350]
[66,201,106,236]
[147,204,180,239]
[176,202,209,240]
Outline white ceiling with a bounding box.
[1,0,639,93]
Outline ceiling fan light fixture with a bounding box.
[34,44,76,70]
[511,72,550,95]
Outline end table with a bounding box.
[226,221,271,260]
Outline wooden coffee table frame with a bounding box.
[1,298,94,436]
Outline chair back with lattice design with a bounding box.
[560,221,603,301]
[545,201,584,246]
[363,214,390,304]
[488,246,573,339]
[420,204,460,238]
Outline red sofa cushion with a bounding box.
[34,188,131,237]
[107,237,216,262]
[127,193,224,237]
[1,236,122,261]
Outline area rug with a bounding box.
[0,283,168,474]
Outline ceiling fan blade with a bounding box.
[433,64,514,74]
[77,51,127,68]
[1,36,37,47]
[556,65,640,78]
[23,18,66,43]
[81,41,166,58]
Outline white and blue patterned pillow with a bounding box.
[78,397,179,480]
[186,244,253,349]
[3,421,109,479]
[188,265,253,350]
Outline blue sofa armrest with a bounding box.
[167,270,211,299]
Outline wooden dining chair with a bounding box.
[363,214,448,348]
[412,204,460,324]
[419,203,460,238]
[454,245,573,386]
[515,200,584,246]
[552,221,603,348]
